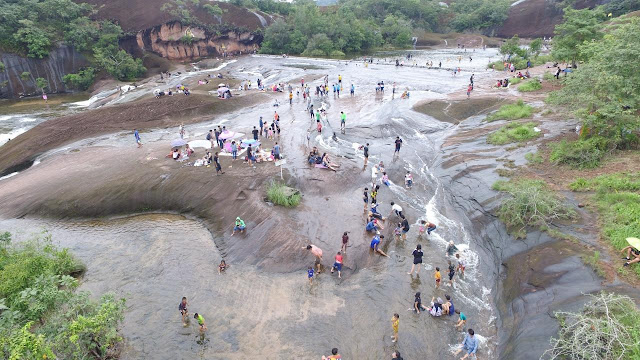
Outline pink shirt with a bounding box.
[310,245,323,258]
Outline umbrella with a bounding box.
[219,131,236,140]
[189,140,211,149]
[627,237,640,250]
[171,139,187,147]
[241,139,260,147]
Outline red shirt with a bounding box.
[335,254,343,264]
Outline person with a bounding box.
[555,66,562,80]
[252,126,259,141]
[456,253,466,275]
[370,234,389,257]
[467,84,473,98]
[444,294,455,316]
[446,240,459,257]
[408,244,423,275]
[273,142,281,160]
[427,297,443,317]
[455,310,467,330]
[455,329,478,359]
[321,348,341,360]
[218,259,228,273]
[231,217,246,235]
[247,145,254,166]
[405,171,413,189]
[214,128,221,148]
[381,172,390,186]
[179,123,185,139]
[448,260,456,286]
[350,83,355,97]
[435,266,441,289]
[363,187,369,211]
[391,313,399,343]
[317,119,322,133]
[394,136,402,155]
[371,185,379,205]
[171,148,181,160]
[363,143,369,167]
[231,141,238,160]
[307,266,314,284]
[42,93,48,103]
[214,152,224,175]
[621,245,640,262]
[289,91,293,104]
[259,116,264,137]
[340,111,346,133]
[341,232,349,253]
[274,111,279,123]
[390,202,403,218]
[392,351,403,360]
[194,313,207,332]
[331,251,343,278]
[413,292,428,313]
[393,222,402,241]
[179,297,188,322]
[134,129,142,148]
[426,221,437,235]
[400,215,410,240]
[303,244,323,273]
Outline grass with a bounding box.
[487,122,540,145]
[582,251,606,277]
[549,137,609,169]
[486,99,535,122]
[543,226,579,243]
[525,151,544,164]
[266,181,301,207]
[509,76,522,85]
[492,179,577,239]
[569,172,640,278]
[518,79,542,92]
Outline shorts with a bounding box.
[234,225,245,231]
[333,262,342,271]
[449,272,455,280]
[364,198,368,204]
[406,180,412,186]
[315,257,321,265]
[370,239,380,249]
[413,258,422,265]
[402,229,409,234]
[436,279,441,284]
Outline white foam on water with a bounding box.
[0,172,18,181]
[0,115,12,122]
[0,127,28,146]
[19,117,37,123]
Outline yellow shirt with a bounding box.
[435,271,441,281]
[392,318,399,333]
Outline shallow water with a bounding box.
[0,47,502,358]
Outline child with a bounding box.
[455,310,467,330]
[218,260,228,274]
[435,267,441,289]
[394,223,402,241]
[341,232,349,254]
[179,297,188,323]
[448,260,456,286]
[405,171,413,189]
[391,313,399,343]
[307,266,314,284]
[194,313,207,332]
[381,172,390,186]
[418,220,427,237]
[331,251,343,278]
[413,292,428,314]
[363,187,369,212]
[456,253,466,275]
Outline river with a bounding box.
[1,48,504,359]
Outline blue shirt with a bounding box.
[463,334,478,354]
[259,118,263,127]
[307,269,314,278]
[366,221,376,231]
[370,235,380,249]
[134,130,140,140]
[273,145,280,155]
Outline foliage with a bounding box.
[448,0,511,32]
[487,122,540,145]
[94,48,146,82]
[266,182,301,207]
[0,62,4,72]
[548,18,640,151]
[486,99,534,122]
[552,6,606,63]
[569,172,640,192]
[62,67,96,91]
[230,0,292,15]
[549,137,609,169]
[604,0,640,17]
[517,79,542,92]
[544,292,640,359]
[500,35,525,58]
[202,3,223,17]
[20,72,30,81]
[525,152,544,164]
[492,179,576,238]
[0,231,124,360]
[35,77,48,92]
[181,34,195,45]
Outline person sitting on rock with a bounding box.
[622,245,640,267]
[231,217,246,236]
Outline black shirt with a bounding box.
[363,190,368,201]
[363,146,369,157]
[252,129,259,137]
[395,138,403,149]
[412,249,423,261]
[402,219,410,231]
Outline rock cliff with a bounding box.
[0,46,89,99]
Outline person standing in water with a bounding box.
[307,266,314,284]
[363,143,369,167]
[134,129,142,148]
[400,215,410,240]
[363,187,369,211]
[394,136,403,156]
[408,244,423,275]
[391,313,399,343]
[259,116,264,137]
[435,267,442,289]
[179,297,189,323]
[303,244,323,273]
[194,313,207,332]
[340,111,346,133]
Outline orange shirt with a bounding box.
[435,271,441,281]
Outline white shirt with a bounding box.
[392,204,403,213]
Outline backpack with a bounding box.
[206,133,211,140]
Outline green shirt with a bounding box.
[197,314,205,325]
[341,113,346,122]
[236,219,245,227]
[460,312,467,321]
[316,112,320,120]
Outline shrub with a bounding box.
[569,172,640,192]
[549,137,609,169]
[518,79,542,92]
[486,99,534,122]
[62,67,95,91]
[487,122,540,145]
[525,152,543,164]
[543,71,556,81]
[329,50,346,58]
[266,182,301,207]
[544,292,640,359]
[509,77,522,85]
[180,35,195,45]
[203,4,224,17]
[492,179,576,237]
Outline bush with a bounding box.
[492,179,576,238]
[486,99,534,122]
[569,172,640,192]
[509,77,522,85]
[487,122,540,145]
[266,182,301,207]
[525,152,543,164]
[549,137,609,169]
[329,50,346,57]
[544,292,640,359]
[518,79,542,92]
[62,67,96,91]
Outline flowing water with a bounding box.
[1,48,504,358]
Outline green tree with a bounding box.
[500,35,524,58]
[552,7,606,64]
[202,3,223,17]
[20,71,30,81]
[64,16,100,52]
[0,62,5,72]
[529,38,542,57]
[35,77,48,93]
[304,33,334,56]
[62,67,95,90]
[14,20,51,58]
